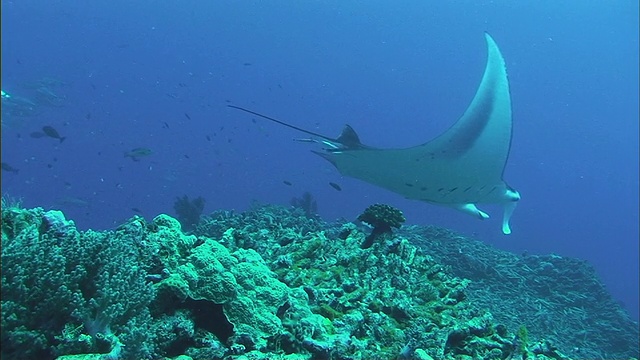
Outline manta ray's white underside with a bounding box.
[230,33,520,234]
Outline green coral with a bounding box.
[3,203,633,360]
[152,223,290,352]
[1,207,155,359]
[517,324,529,352]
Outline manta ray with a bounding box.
[229,33,520,234]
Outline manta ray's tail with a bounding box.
[227,104,366,150]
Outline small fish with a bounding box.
[85,112,92,120]
[184,113,191,120]
[162,122,170,129]
[124,147,153,161]
[56,196,89,207]
[146,274,163,283]
[42,126,66,143]
[30,131,46,138]
[131,207,142,213]
[243,62,252,66]
[283,180,292,186]
[1,162,19,173]
[206,135,211,141]
[329,182,342,191]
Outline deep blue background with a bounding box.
[2,1,638,320]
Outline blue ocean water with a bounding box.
[1,0,637,325]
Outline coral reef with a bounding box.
[407,225,640,360]
[1,208,155,359]
[357,203,406,248]
[2,203,638,360]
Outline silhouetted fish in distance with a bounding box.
[55,196,89,207]
[42,126,66,143]
[1,162,19,173]
[124,147,153,161]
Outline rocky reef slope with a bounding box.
[2,203,637,359]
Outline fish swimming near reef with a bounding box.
[42,125,66,143]
[1,162,19,173]
[55,196,90,207]
[124,147,153,161]
[228,33,520,234]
